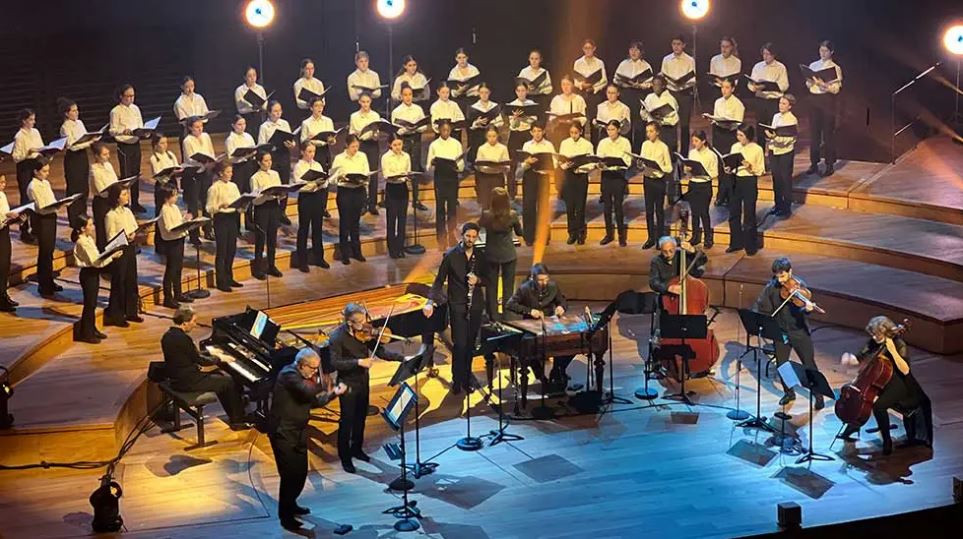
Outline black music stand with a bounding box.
[484,329,525,446]
[387,344,438,478]
[778,361,836,464]
[380,382,422,532]
[657,313,707,405]
[735,309,781,432]
[405,175,426,255]
[606,291,661,401]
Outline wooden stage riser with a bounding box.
[849,196,963,227]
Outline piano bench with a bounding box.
[157,381,218,449]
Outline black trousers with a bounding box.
[873,372,933,446]
[296,191,325,264]
[583,91,604,143]
[771,150,795,216]
[35,213,57,294]
[336,187,365,259]
[562,170,588,237]
[92,197,110,250]
[172,371,245,421]
[712,126,738,203]
[338,383,369,460]
[449,302,484,389]
[754,98,780,145]
[506,131,531,198]
[64,150,90,225]
[105,245,138,322]
[271,147,292,217]
[270,429,308,519]
[0,227,11,296]
[241,111,262,139]
[475,172,505,211]
[385,182,408,255]
[213,213,239,288]
[434,171,459,245]
[601,171,627,234]
[670,90,694,155]
[78,267,100,338]
[809,94,837,167]
[116,142,142,206]
[773,329,816,393]
[521,169,550,245]
[486,259,516,322]
[661,125,679,156]
[183,171,210,242]
[400,135,422,204]
[643,177,667,241]
[162,237,184,303]
[467,128,487,167]
[686,181,713,244]
[15,160,35,236]
[622,88,645,152]
[360,140,380,210]
[728,176,758,252]
[233,161,257,230]
[253,201,281,270]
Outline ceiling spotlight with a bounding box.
[245,0,275,29]
[376,0,406,20]
[680,0,710,20]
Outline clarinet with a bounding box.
[466,248,476,316]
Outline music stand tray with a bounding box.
[778,361,835,464]
[657,314,707,404]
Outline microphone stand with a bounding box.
[405,174,426,255]
[252,222,271,309]
[187,224,210,300]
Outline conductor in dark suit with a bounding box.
[160,306,250,430]
[268,348,347,531]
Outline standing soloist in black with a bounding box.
[268,348,347,531]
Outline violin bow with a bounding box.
[368,304,397,360]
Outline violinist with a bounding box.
[648,236,707,296]
[838,316,933,455]
[330,302,404,473]
[752,257,822,408]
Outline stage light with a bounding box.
[680,0,710,20]
[943,24,963,56]
[376,0,406,20]
[245,0,275,29]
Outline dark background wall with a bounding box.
[1,0,959,162]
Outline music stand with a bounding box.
[405,175,427,255]
[778,361,835,464]
[484,329,525,446]
[735,309,782,432]
[387,344,438,478]
[657,313,707,405]
[608,291,661,401]
[380,382,422,531]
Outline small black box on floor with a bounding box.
[777,502,802,530]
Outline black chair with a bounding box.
[147,361,218,448]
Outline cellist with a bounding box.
[837,316,933,455]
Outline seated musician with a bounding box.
[330,302,404,473]
[505,263,578,392]
[648,235,707,296]
[160,306,252,430]
[838,316,933,455]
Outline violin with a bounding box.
[778,276,826,314]
[351,323,397,344]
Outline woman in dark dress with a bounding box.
[478,187,522,321]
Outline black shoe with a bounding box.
[202,230,215,242]
[778,391,796,406]
[316,258,330,268]
[806,165,819,175]
[229,421,254,431]
[451,384,462,395]
[3,295,19,307]
[0,301,16,313]
[104,317,129,328]
[298,264,310,273]
[815,395,825,410]
[279,214,292,226]
[714,199,728,207]
[230,280,244,288]
[267,267,283,278]
[352,450,371,463]
[566,234,576,245]
[341,460,356,474]
[323,210,332,218]
[618,232,628,247]
[293,505,311,516]
[600,234,614,246]
[745,249,758,257]
[352,254,366,262]
[189,237,202,248]
[368,208,379,216]
[641,239,656,249]
[704,240,714,249]
[341,257,351,265]
[822,165,834,177]
[127,315,145,324]
[882,438,893,455]
[725,246,743,254]
[77,335,102,344]
[398,251,406,258]
[94,330,108,339]
[175,294,194,303]
[162,300,180,309]
[280,517,303,531]
[217,285,233,293]
[413,201,428,211]
[20,232,36,244]
[53,284,63,292]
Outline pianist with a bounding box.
[506,263,577,392]
[161,306,251,430]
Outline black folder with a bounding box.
[706,72,740,87]
[676,153,710,177]
[297,87,327,104]
[742,75,781,93]
[516,150,554,172]
[798,64,839,83]
[243,89,274,109]
[759,123,799,137]
[447,74,481,97]
[467,105,502,128]
[665,71,696,90]
[642,101,675,122]
[132,117,161,138]
[614,69,654,87]
[711,148,745,170]
[268,128,298,148]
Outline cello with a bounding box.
[834,319,910,428]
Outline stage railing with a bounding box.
[890,61,941,163]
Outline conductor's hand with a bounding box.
[668,284,682,295]
[333,382,348,396]
[357,358,374,369]
[554,305,565,317]
[530,309,544,319]
[422,303,434,318]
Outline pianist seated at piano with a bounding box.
[161,306,253,431]
[505,263,579,393]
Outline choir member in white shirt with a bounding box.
[430,83,466,142]
[250,150,285,279]
[466,83,502,168]
[548,75,588,147]
[748,43,789,145]
[331,135,370,264]
[595,121,633,246]
[174,76,210,147]
[292,142,329,272]
[0,176,17,312]
[156,186,189,308]
[206,162,245,291]
[518,122,556,246]
[109,84,147,213]
[805,40,843,177]
[474,126,510,211]
[292,58,326,119]
[558,123,594,244]
[258,100,296,225]
[518,49,553,118]
[103,185,143,326]
[426,120,465,248]
[709,36,742,95]
[574,39,608,140]
[710,79,745,206]
[661,35,697,154]
[11,108,43,241]
[149,135,179,216]
[683,131,719,248]
[347,51,383,105]
[381,135,413,258]
[506,81,538,199]
[71,215,121,342]
[59,98,96,224]
[596,85,632,141]
[615,41,655,149]
[89,142,118,249]
[26,161,61,297]
[225,115,257,229]
[448,48,481,120]
[182,117,216,244]
[349,93,384,215]
[300,96,336,170]
[637,121,674,249]
[235,66,268,138]
[725,124,765,255]
[765,94,799,218]
[391,55,430,105]
[391,85,429,210]
[642,75,681,155]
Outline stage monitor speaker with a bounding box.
[777,501,802,530]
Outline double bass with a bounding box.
[834,319,910,428]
